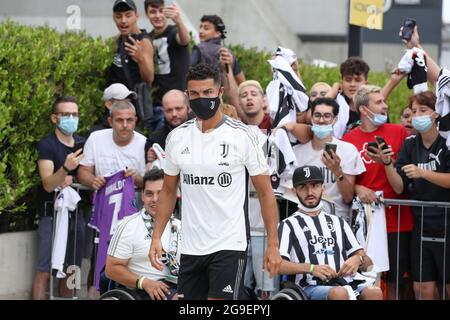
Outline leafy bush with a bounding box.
[0,20,112,217]
[230,44,413,123]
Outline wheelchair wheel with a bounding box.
[271,281,308,300]
[99,289,138,300]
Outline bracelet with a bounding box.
[135,276,141,289]
[62,165,71,173]
[137,276,146,290]
[309,264,315,274]
[336,173,344,182]
[383,159,393,166]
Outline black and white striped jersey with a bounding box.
[163,116,268,255]
[278,210,362,287]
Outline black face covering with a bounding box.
[189,97,221,120]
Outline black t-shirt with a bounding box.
[150,25,190,106]
[395,134,450,232]
[37,133,85,216]
[144,122,173,162]
[108,30,150,90]
[190,38,242,76]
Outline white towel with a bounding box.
[436,68,450,149]
[51,186,81,278]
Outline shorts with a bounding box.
[386,232,412,284]
[37,213,85,273]
[303,282,370,300]
[411,226,450,283]
[178,250,247,300]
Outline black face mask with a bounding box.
[189,97,221,120]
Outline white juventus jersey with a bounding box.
[278,210,362,287]
[163,117,269,255]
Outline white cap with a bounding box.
[103,83,137,101]
[275,47,297,65]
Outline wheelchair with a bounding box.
[99,288,142,300]
[270,281,308,300]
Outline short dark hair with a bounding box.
[143,168,164,187]
[340,56,370,79]
[310,97,339,116]
[52,96,77,114]
[408,91,437,111]
[200,15,226,37]
[144,0,164,12]
[186,63,222,87]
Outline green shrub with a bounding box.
[0,20,112,216]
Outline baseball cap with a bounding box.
[113,0,137,12]
[275,47,298,65]
[238,80,264,97]
[103,83,137,101]
[292,165,324,187]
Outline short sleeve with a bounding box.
[342,220,363,257]
[38,138,55,162]
[107,218,134,260]
[341,143,366,176]
[79,135,95,167]
[162,132,180,176]
[243,128,269,176]
[278,220,293,261]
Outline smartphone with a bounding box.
[375,136,389,150]
[165,0,174,6]
[74,140,85,152]
[367,141,378,150]
[400,18,416,42]
[126,32,139,44]
[324,143,337,157]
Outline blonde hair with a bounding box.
[353,85,381,112]
[220,103,240,120]
[238,80,264,97]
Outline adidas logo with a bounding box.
[302,226,310,232]
[181,147,190,155]
[222,285,233,293]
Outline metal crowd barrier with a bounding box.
[48,183,91,300]
[383,198,449,300]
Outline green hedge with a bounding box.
[0,20,112,216]
[0,21,414,218]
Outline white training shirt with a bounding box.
[80,128,146,177]
[163,117,269,255]
[107,210,181,281]
[293,137,366,221]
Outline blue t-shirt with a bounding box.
[37,132,85,217]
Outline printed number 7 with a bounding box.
[109,193,123,236]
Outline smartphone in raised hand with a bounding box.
[400,18,416,42]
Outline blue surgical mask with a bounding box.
[366,107,387,126]
[412,115,433,133]
[58,116,79,135]
[311,123,333,139]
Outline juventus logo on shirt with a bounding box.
[303,167,311,178]
[220,143,229,158]
[210,101,215,109]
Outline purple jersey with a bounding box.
[89,170,136,289]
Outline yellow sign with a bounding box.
[349,0,383,30]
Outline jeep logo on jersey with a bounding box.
[218,172,232,187]
[309,235,335,246]
[183,174,214,185]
